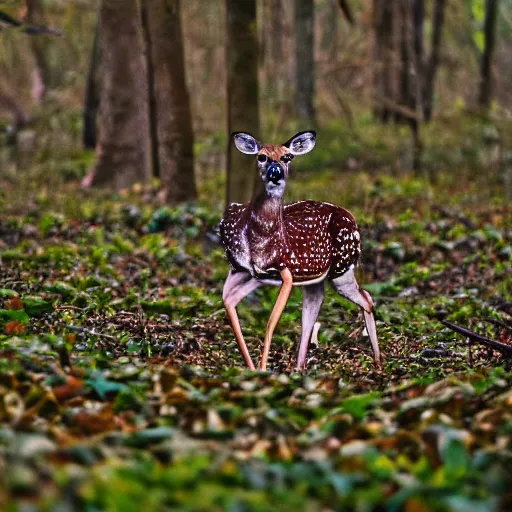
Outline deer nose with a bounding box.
[266,162,284,183]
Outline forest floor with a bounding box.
[0,164,511,511]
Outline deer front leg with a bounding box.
[223,270,262,370]
[296,282,325,371]
[259,268,293,370]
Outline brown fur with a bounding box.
[258,145,290,161]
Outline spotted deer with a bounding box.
[220,131,381,371]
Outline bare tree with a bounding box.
[144,0,196,203]
[295,0,315,124]
[479,0,499,109]
[84,0,151,191]
[226,0,260,204]
[374,0,426,172]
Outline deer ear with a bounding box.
[283,131,316,155]
[232,132,261,155]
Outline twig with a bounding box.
[441,319,512,357]
[374,94,420,121]
[55,305,87,312]
[66,324,119,344]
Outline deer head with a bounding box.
[232,131,316,198]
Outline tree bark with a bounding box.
[263,0,287,105]
[226,0,260,205]
[423,0,445,121]
[412,0,425,121]
[295,0,315,124]
[373,0,395,122]
[401,0,424,173]
[140,3,160,179]
[322,0,338,62]
[479,0,499,109]
[398,0,424,123]
[144,0,196,203]
[87,0,151,191]
[83,23,100,149]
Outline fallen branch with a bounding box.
[0,9,63,37]
[441,319,512,357]
[484,317,512,334]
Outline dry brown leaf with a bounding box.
[53,376,84,402]
[4,321,26,335]
[4,297,24,310]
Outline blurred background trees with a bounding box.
[226,0,260,203]
[85,0,152,191]
[0,0,510,205]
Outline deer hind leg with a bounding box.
[331,267,382,369]
[223,270,262,370]
[296,282,325,371]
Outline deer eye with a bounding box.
[280,154,294,163]
[257,154,267,163]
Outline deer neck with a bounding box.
[249,189,285,238]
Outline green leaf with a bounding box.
[0,309,30,324]
[341,392,380,421]
[441,436,469,479]
[43,281,77,297]
[0,289,19,298]
[124,427,176,448]
[471,0,485,22]
[85,374,129,400]
[363,281,401,297]
[23,297,53,316]
[473,31,484,52]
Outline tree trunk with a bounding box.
[294,0,315,123]
[144,0,196,203]
[87,0,151,191]
[411,0,424,121]
[423,0,445,121]
[25,0,52,100]
[83,23,100,149]
[140,3,160,179]
[263,0,287,106]
[398,0,424,122]
[322,0,338,62]
[226,0,260,205]
[479,0,499,109]
[373,0,395,122]
[401,0,424,173]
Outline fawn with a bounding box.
[220,131,381,371]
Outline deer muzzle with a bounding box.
[266,162,284,184]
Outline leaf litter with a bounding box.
[0,187,511,511]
